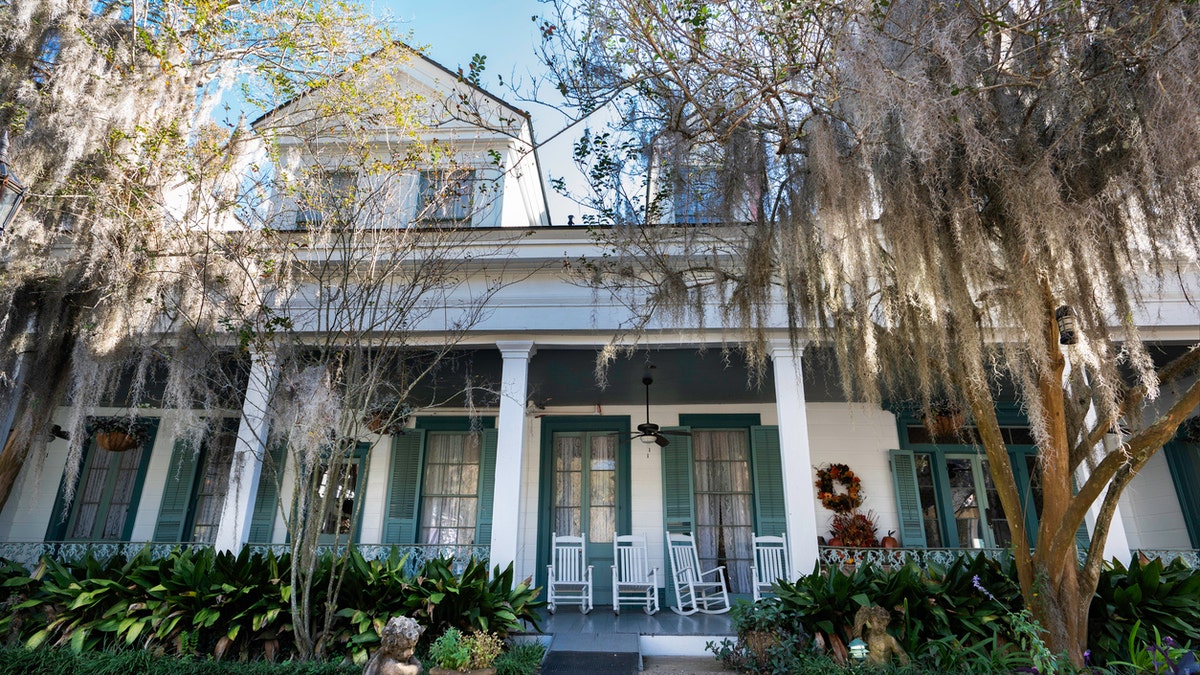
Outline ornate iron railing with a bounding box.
[821,546,1200,570]
[1131,549,1200,568]
[819,546,1012,571]
[0,541,489,575]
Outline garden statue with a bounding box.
[363,616,425,675]
[853,605,909,667]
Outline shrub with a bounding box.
[1089,556,1200,665]
[0,547,544,665]
[493,642,545,675]
[0,646,360,674]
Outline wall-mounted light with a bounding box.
[1055,305,1078,345]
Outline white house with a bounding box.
[1,51,1198,618]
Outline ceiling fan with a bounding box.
[633,368,690,447]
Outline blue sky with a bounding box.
[381,0,582,221]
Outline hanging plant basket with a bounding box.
[924,403,965,438]
[96,430,140,452]
[362,401,413,435]
[89,417,151,452]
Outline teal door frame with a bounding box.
[536,416,631,601]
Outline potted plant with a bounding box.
[89,416,152,452]
[427,628,503,675]
[924,401,965,438]
[828,511,880,548]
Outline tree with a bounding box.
[539,0,1200,664]
[0,0,535,660]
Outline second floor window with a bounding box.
[417,169,476,223]
[296,169,357,227]
[674,166,721,225]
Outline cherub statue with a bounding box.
[363,616,425,675]
[853,605,910,667]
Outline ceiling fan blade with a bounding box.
[659,429,691,436]
[654,434,670,447]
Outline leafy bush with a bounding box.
[0,646,359,674]
[493,641,545,675]
[1089,557,1200,664]
[0,547,543,665]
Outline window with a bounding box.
[154,421,238,543]
[417,169,476,223]
[188,433,235,543]
[46,421,159,542]
[295,169,357,227]
[692,429,754,593]
[382,421,497,546]
[420,431,482,545]
[313,447,365,544]
[890,420,1082,550]
[673,166,721,224]
[661,416,783,595]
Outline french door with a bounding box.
[945,455,1012,549]
[551,430,618,601]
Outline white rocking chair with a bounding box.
[751,532,791,601]
[665,532,730,615]
[547,532,593,614]
[611,534,659,615]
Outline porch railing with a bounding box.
[820,546,1200,570]
[0,541,489,575]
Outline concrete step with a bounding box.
[545,632,641,673]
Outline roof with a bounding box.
[250,42,531,129]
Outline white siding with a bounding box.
[1119,451,1191,550]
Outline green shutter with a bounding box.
[751,425,787,537]
[890,449,928,548]
[383,430,426,544]
[475,429,499,545]
[661,427,694,534]
[247,443,287,543]
[1165,442,1200,548]
[154,440,201,542]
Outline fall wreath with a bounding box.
[815,463,863,513]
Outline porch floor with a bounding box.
[529,604,735,673]
[534,604,736,639]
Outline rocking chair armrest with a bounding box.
[648,568,658,585]
[585,565,594,582]
[697,566,726,581]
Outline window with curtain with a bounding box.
[188,432,236,543]
[692,429,753,593]
[68,447,144,540]
[552,432,617,544]
[419,431,481,545]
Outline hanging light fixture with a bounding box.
[0,130,26,237]
[1055,305,1078,345]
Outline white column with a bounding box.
[490,341,535,570]
[1076,435,1132,564]
[214,351,278,553]
[1065,353,1132,564]
[767,339,819,576]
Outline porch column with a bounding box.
[1076,435,1132,564]
[1066,355,1132,564]
[214,350,278,553]
[491,341,535,570]
[767,339,820,576]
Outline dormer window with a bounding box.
[417,169,476,224]
[295,169,357,228]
